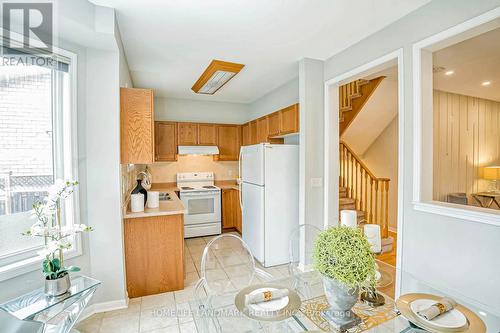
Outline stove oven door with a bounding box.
[180,191,221,226]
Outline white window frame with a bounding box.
[412,6,500,227]
[0,31,81,281]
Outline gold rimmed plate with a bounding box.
[396,293,486,333]
[235,284,302,322]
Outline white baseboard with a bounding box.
[78,298,128,322]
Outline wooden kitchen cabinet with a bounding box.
[198,124,217,145]
[241,123,251,146]
[249,121,258,145]
[267,111,280,137]
[120,88,154,164]
[279,103,300,135]
[124,214,184,298]
[256,117,269,143]
[222,188,242,233]
[216,125,240,160]
[155,121,177,161]
[177,122,198,145]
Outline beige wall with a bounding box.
[433,90,500,203]
[148,155,238,183]
[360,116,399,231]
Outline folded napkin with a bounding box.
[245,289,289,305]
[417,297,457,320]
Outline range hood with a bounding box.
[178,145,219,156]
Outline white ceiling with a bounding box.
[90,0,429,103]
[342,66,398,155]
[433,27,500,102]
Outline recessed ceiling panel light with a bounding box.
[192,60,245,95]
[444,70,454,76]
[481,81,491,86]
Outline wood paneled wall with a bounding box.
[433,90,500,202]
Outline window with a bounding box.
[413,7,500,225]
[0,39,78,274]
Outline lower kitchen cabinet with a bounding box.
[124,214,184,298]
[222,188,242,233]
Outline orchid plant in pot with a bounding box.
[23,180,92,296]
[313,225,376,330]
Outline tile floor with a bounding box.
[75,233,290,333]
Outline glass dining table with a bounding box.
[188,268,500,333]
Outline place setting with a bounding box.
[234,284,302,322]
[396,293,486,333]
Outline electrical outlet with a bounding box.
[311,178,323,188]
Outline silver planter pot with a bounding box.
[321,275,361,330]
[45,273,71,297]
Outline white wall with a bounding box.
[86,47,126,305]
[155,97,248,124]
[298,59,324,230]
[247,78,299,121]
[360,116,399,231]
[323,0,500,315]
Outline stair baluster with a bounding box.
[339,141,390,238]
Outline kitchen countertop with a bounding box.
[123,188,186,219]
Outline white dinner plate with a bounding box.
[247,288,289,312]
[410,298,468,330]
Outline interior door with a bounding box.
[242,182,265,263]
[241,144,264,185]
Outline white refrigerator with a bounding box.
[239,143,299,267]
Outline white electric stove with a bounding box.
[177,172,221,238]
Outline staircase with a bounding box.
[339,76,385,136]
[338,76,393,249]
[339,140,390,238]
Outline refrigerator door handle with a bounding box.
[239,182,243,210]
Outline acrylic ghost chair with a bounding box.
[194,233,274,332]
[287,223,324,299]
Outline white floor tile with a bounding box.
[139,307,178,332]
[179,321,198,333]
[141,292,176,310]
[75,315,102,333]
[176,302,194,324]
[103,298,141,318]
[99,312,140,333]
[184,271,200,287]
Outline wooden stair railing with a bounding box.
[339,76,385,136]
[339,140,390,238]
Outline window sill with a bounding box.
[413,201,500,227]
[0,245,82,282]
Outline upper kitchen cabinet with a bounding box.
[256,117,269,143]
[216,125,240,161]
[279,103,299,135]
[249,121,258,145]
[241,122,251,146]
[267,111,280,137]
[198,124,217,145]
[120,88,154,164]
[155,121,177,162]
[177,122,198,145]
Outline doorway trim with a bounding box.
[323,48,405,297]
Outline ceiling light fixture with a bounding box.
[444,70,454,76]
[481,81,491,86]
[192,60,245,95]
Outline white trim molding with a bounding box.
[79,299,129,322]
[412,6,500,227]
[323,48,405,297]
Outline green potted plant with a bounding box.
[23,180,92,296]
[313,225,376,330]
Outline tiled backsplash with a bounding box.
[120,164,144,205]
[148,155,238,183]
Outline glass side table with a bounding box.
[0,275,100,333]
